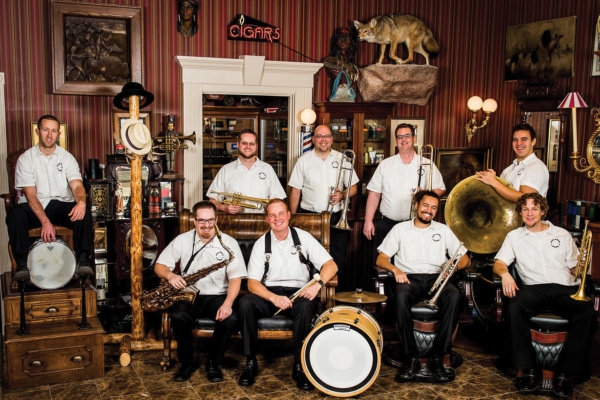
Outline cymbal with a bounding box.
[333,290,387,304]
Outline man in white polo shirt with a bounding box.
[288,124,358,288]
[154,201,246,382]
[376,190,470,383]
[476,123,549,200]
[7,115,93,281]
[207,129,286,213]
[237,199,337,390]
[364,123,445,248]
[493,193,596,397]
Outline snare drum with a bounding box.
[27,239,76,289]
[301,305,382,397]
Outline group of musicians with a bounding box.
[8,115,597,397]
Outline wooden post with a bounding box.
[119,335,132,366]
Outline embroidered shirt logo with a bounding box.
[215,251,224,261]
[259,172,267,180]
[332,161,339,168]
[432,233,441,242]
[417,166,425,177]
[290,246,297,255]
[57,162,63,172]
[550,238,560,248]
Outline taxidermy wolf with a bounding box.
[354,14,439,65]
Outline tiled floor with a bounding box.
[2,338,600,400]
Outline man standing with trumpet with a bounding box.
[376,190,470,383]
[207,129,286,213]
[238,199,338,390]
[493,193,596,397]
[288,124,359,288]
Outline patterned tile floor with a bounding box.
[2,335,599,399]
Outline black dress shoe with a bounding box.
[429,357,452,383]
[553,373,573,398]
[13,264,29,281]
[173,364,196,382]
[514,368,539,392]
[291,362,313,391]
[291,361,302,381]
[206,359,223,382]
[396,357,419,381]
[238,358,258,386]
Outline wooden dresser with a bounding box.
[1,273,104,388]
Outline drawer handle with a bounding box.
[45,307,59,313]
[71,355,84,362]
[30,360,43,367]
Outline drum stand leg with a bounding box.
[79,277,91,330]
[17,280,28,335]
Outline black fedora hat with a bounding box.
[113,82,154,110]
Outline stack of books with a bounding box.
[563,200,600,230]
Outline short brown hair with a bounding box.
[192,200,217,217]
[237,129,257,142]
[395,123,415,136]
[37,114,60,129]
[515,193,548,217]
[265,198,289,214]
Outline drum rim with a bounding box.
[302,322,380,395]
[27,238,76,290]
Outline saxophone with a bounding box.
[141,225,234,312]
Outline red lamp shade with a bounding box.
[558,92,588,109]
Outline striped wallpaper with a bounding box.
[1,0,600,206]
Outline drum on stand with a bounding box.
[301,305,382,397]
[27,239,76,289]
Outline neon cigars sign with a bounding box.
[227,14,280,43]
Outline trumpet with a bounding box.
[152,132,197,154]
[209,190,270,210]
[571,220,592,301]
[328,149,355,230]
[424,243,464,311]
[410,144,435,219]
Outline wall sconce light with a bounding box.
[300,108,317,153]
[465,96,497,143]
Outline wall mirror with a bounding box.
[572,107,600,183]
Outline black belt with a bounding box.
[299,208,341,218]
[381,216,402,224]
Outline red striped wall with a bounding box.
[1,0,600,204]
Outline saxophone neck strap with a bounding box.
[182,230,212,275]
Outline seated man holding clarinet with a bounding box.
[376,190,470,383]
[237,198,338,390]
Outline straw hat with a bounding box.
[120,119,152,155]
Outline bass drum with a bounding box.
[301,306,382,397]
[27,239,76,289]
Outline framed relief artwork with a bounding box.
[533,147,546,164]
[112,110,151,148]
[546,118,560,172]
[391,118,425,154]
[31,122,68,149]
[592,15,600,76]
[50,1,143,95]
[435,147,493,196]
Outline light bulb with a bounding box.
[300,109,317,125]
[467,96,483,112]
[482,98,498,113]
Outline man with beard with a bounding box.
[207,129,286,214]
[364,123,445,248]
[7,115,93,281]
[494,193,596,397]
[154,201,246,382]
[288,124,358,289]
[376,190,470,383]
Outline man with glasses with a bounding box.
[364,123,445,247]
[288,124,358,289]
[154,201,246,382]
[207,129,286,214]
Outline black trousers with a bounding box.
[376,216,403,249]
[170,294,238,366]
[507,284,597,377]
[6,200,93,265]
[238,286,318,362]
[394,274,461,357]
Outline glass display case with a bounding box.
[260,114,288,188]
[330,117,353,153]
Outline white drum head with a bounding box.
[27,239,76,289]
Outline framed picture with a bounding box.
[94,226,108,253]
[546,118,560,172]
[31,122,68,149]
[112,110,151,148]
[534,147,546,163]
[435,147,493,196]
[391,118,425,154]
[50,1,143,95]
[592,15,600,76]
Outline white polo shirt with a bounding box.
[366,153,445,221]
[495,221,579,286]
[15,145,83,208]
[156,229,247,295]
[207,157,287,213]
[500,153,549,197]
[247,227,332,288]
[288,149,359,213]
[378,220,466,274]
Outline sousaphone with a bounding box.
[445,176,521,254]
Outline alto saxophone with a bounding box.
[141,225,234,312]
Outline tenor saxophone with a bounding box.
[141,225,234,312]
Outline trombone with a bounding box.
[209,190,270,210]
[327,149,355,230]
[424,243,464,311]
[571,220,592,301]
[410,144,435,219]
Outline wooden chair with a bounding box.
[159,209,337,369]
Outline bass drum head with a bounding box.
[27,239,76,289]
